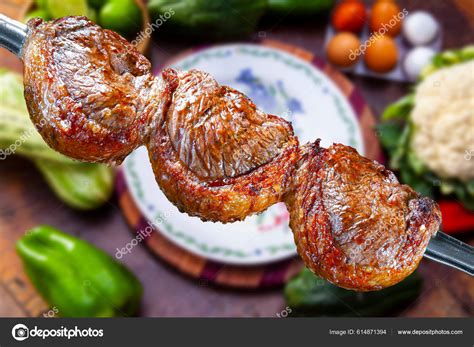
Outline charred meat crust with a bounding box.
[162,68,294,181]
[147,68,299,223]
[286,142,441,290]
[147,132,298,223]
[22,17,155,163]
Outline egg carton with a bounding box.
[324,19,443,83]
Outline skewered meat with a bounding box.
[22,17,161,163]
[18,17,441,290]
[286,142,441,290]
[147,68,299,222]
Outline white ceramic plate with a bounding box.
[123,44,364,265]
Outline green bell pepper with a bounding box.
[285,268,422,317]
[17,225,143,317]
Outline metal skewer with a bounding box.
[0,14,27,57]
[0,13,473,277]
[425,231,473,276]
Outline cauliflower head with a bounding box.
[410,60,474,182]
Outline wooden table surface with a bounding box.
[0,0,473,317]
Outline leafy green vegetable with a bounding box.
[381,94,414,121]
[0,69,114,210]
[376,122,403,153]
[285,268,422,317]
[378,46,474,210]
[420,45,474,79]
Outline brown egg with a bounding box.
[370,1,403,36]
[364,34,398,73]
[326,32,361,68]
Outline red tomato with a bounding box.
[332,0,367,33]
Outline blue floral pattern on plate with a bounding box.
[235,68,304,134]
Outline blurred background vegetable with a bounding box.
[0,69,114,210]
[267,0,334,17]
[148,0,267,40]
[46,0,89,18]
[23,0,143,40]
[285,268,422,317]
[17,225,143,317]
[23,0,336,43]
[378,46,474,211]
[99,0,142,37]
[148,0,334,40]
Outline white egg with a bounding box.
[403,11,439,46]
[404,47,436,80]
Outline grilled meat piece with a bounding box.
[164,69,294,181]
[147,68,299,222]
[22,17,158,163]
[17,16,442,290]
[286,141,441,290]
